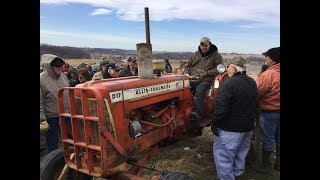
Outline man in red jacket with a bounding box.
[254,47,280,173]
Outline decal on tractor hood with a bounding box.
[109,80,184,103]
[109,90,123,103]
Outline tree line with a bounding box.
[40,44,91,59]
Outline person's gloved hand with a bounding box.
[40,119,50,132]
[211,124,218,136]
[207,68,219,76]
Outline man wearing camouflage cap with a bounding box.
[254,47,280,173]
[185,37,223,132]
[211,56,257,180]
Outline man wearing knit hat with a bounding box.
[254,47,280,174]
[211,56,257,180]
[185,37,223,133]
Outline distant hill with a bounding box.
[40,44,263,62]
[40,44,91,59]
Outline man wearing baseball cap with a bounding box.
[185,36,223,133]
[211,56,257,180]
[92,60,110,80]
[119,56,138,77]
[254,47,280,173]
[103,62,121,78]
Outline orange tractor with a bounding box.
[40,69,229,180]
[40,7,232,180]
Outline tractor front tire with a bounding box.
[40,147,66,180]
[40,147,92,180]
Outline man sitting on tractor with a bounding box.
[185,37,223,130]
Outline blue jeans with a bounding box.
[45,117,71,153]
[191,81,212,118]
[259,111,280,151]
[213,129,253,180]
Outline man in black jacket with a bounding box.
[211,56,257,180]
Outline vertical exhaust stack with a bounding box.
[136,7,153,79]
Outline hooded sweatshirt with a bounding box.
[40,54,70,121]
[256,63,280,110]
[185,44,223,82]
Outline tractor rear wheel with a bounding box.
[160,172,192,180]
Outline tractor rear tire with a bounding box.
[160,172,193,180]
[40,147,92,180]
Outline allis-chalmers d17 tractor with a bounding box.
[40,67,229,180]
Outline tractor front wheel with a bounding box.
[40,147,92,180]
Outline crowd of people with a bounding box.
[40,37,280,179]
[185,37,280,179]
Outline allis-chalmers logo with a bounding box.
[109,80,185,103]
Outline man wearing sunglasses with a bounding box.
[40,54,70,153]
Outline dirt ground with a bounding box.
[40,128,279,179]
[141,128,280,180]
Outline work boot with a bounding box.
[189,112,200,127]
[274,145,280,171]
[254,149,273,174]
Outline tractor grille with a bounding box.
[60,92,118,176]
[75,97,118,156]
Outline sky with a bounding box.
[40,0,280,54]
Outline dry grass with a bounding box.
[65,59,101,67]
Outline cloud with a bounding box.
[91,8,112,16]
[40,0,279,27]
[40,29,140,44]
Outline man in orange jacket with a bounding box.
[254,47,280,173]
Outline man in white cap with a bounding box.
[185,37,223,133]
[211,56,257,180]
